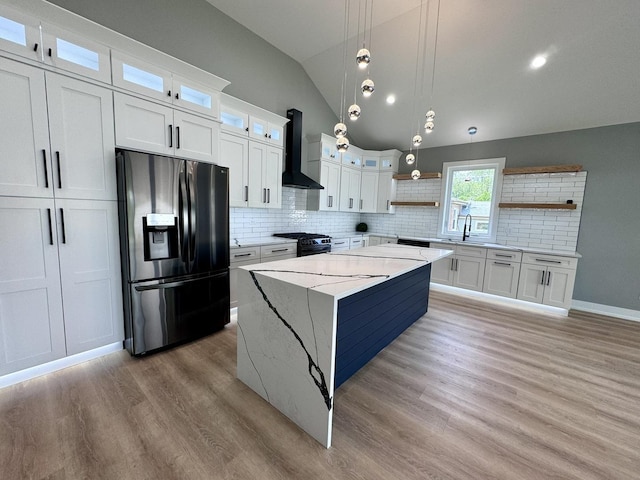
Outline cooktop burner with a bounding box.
[273,232,331,240]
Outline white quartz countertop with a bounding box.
[239,244,453,299]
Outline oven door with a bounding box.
[299,244,331,256]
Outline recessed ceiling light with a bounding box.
[530,55,547,69]
[386,94,396,105]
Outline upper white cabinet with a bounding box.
[220,95,287,148]
[0,59,116,200]
[114,92,219,163]
[360,170,379,213]
[247,142,282,209]
[220,106,249,136]
[342,146,362,168]
[46,73,116,200]
[339,166,361,212]
[0,58,50,198]
[249,116,284,147]
[362,151,381,170]
[306,159,341,211]
[0,5,41,62]
[112,52,223,119]
[379,150,401,172]
[219,133,250,207]
[41,23,111,83]
[377,171,397,214]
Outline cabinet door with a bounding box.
[247,142,267,208]
[516,264,545,304]
[46,73,116,200]
[219,133,249,207]
[172,75,220,119]
[340,167,361,212]
[431,257,454,285]
[544,266,576,309]
[114,93,173,155]
[454,256,486,291]
[249,116,269,143]
[376,172,396,214]
[220,106,249,136]
[263,146,282,208]
[319,139,340,162]
[41,24,111,83]
[112,51,172,103]
[173,110,219,163]
[360,170,379,213]
[0,6,41,62]
[0,197,66,375]
[0,59,51,198]
[368,236,381,246]
[319,160,341,211]
[483,260,521,298]
[55,199,124,355]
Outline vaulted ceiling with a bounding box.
[206,0,640,150]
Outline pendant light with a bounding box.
[360,1,375,98]
[424,0,441,134]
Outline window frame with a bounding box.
[437,157,505,243]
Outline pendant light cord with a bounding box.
[429,0,441,107]
[340,0,350,123]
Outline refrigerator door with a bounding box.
[187,161,230,274]
[117,150,189,282]
[126,271,230,355]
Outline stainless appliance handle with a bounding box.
[178,164,189,263]
[188,163,197,264]
[134,279,193,291]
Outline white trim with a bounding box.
[430,283,569,316]
[0,342,123,389]
[571,300,640,323]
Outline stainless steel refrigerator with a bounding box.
[116,149,230,355]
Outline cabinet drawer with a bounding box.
[260,243,296,259]
[487,249,522,262]
[455,245,487,258]
[230,246,260,264]
[349,237,364,249]
[522,253,577,269]
[332,238,350,250]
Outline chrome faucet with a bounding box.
[462,214,472,241]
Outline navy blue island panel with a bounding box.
[334,264,431,388]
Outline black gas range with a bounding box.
[273,232,332,257]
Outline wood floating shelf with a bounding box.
[393,172,442,180]
[390,201,440,207]
[498,202,577,210]
[502,164,582,175]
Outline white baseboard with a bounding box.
[429,283,569,316]
[570,300,640,323]
[0,342,123,389]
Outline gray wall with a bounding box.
[46,0,639,311]
[399,123,640,311]
[46,0,339,141]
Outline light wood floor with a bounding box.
[2,291,640,479]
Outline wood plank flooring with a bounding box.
[2,291,640,479]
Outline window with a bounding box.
[438,158,505,242]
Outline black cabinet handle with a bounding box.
[176,126,180,149]
[168,125,173,147]
[540,271,546,285]
[546,272,551,286]
[47,208,53,245]
[175,93,179,99]
[267,188,270,203]
[244,185,248,202]
[271,248,288,253]
[493,261,512,267]
[167,90,172,97]
[234,253,252,258]
[48,48,52,57]
[33,43,38,52]
[42,149,49,188]
[245,127,249,132]
[55,151,62,189]
[59,208,66,244]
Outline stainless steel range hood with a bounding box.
[283,108,324,190]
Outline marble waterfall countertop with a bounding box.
[238,244,453,299]
[236,244,453,447]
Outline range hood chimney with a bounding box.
[283,108,324,190]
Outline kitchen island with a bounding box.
[236,244,452,447]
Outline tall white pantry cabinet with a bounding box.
[0,57,123,375]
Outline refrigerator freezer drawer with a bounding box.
[125,270,230,355]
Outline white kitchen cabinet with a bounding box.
[0,197,66,376]
[46,73,116,200]
[308,133,341,163]
[55,199,123,355]
[342,146,362,168]
[305,159,341,211]
[247,142,282,209]
[483,250,522,298]
[219,133,249,207]
[360,170,379,213]
[517,253,577,309]
[367,236,397,246]
[431,245,487,291]
[0,59,50,198]
[349,237,365,249]
[260,243,297,261]
[114,92,219,163]
[361,151,381,169]
[332,238,350,251]
[220,106,249,136]
[0,60,116,200]
[41,23,111,83]
[112,52,222,119]
[0,5,42,62]
[379,150,401,172]
[339,166,361,212]
[249,116,284,147]
[376,171,397,214]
